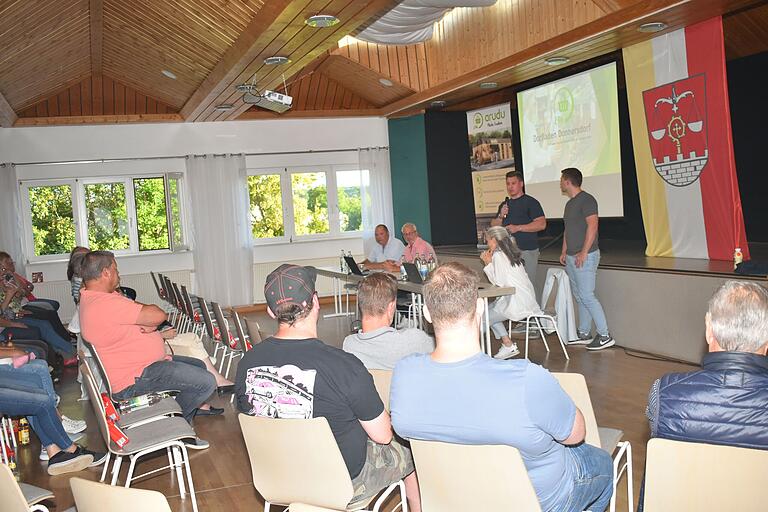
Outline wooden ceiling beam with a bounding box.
[0,91,18,127]
[13,113,182,127]
[180,0,297,121]
[90,0,103,76]
[380,0,759,117]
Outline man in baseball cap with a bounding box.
[235,264,421,511]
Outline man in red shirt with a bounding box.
[79,251,218,447]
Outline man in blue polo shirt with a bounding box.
[491,171,546,283]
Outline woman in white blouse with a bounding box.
[480,226,543,359]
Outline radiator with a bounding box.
[31,270,192,322]
[253,255,363,303]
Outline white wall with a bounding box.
[1,117,389,308]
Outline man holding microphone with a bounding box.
[490,171,547,283]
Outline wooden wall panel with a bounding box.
[17,77,177,119]
[316,55,414,106]
[270,72,376,112]
[334,37,430,91]
[723,3,768,60]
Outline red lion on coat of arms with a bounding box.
[642,74,708,187]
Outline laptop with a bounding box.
[344,255,369,276]
[402,262,424,284]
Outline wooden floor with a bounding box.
[17,306,697,511]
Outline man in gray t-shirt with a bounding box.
[343,273,434,370]
[559,168,614,351]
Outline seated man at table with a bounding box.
[362,224,404,272]
[401,223,436,264]
[390,262,613,512]
[79,251,218,441]
[343,272,433,370]
[235,264,421,510]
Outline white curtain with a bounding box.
[359,148,395,257]
[0,165,26,275]
[186,154,253,306]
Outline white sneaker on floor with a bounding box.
[493,343,520,360]
[61,415,87,434]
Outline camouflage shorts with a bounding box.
[349,436,415,508]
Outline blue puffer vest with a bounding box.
[654,351,768,449]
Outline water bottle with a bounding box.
[427,254,435,272]
[400,257,407,279]
[418,253,428,280]
[734,247,743,270]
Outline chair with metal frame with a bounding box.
[410,439,541,512]
[553,372,632,512]
[180,285,205,338]
[70,477,173,512]
[0,463,54,512]
[149,271,165,304]
[509,274,570,361]
[80,362,199,512]
[238,414,407,512]
[211,301,243,380]
[197,295,226,362]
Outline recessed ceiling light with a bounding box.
[379,78,393,87]
[545,56,570,66]
[430,100,447,108]
[305,14,339,28]
[161,69,177,80]
[638,21,668,33]
[479,82,498,89]
[214,104,234,111]
[264,56,291,65]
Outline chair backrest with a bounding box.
[231,310,252,349]
[211,302,236,347]
[543,275,559,312]
[0,464,33,512]
[238,414,354,509]
[644,438,768,511]
[81,338,114,397]
[79,362,113,449]
[410,439,541,511]
[71,477,173,512]
[551,373,601,448]
[245,317,264,343]
[180,285,196,320]
[149,271,163,302]
[197,296,217,339]
[163,275,179,308]
[171,282,185,312]
[368,369,392,411]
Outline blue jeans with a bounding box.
[112,355,216,422]
[19,317,74,356]
[0,363,72,450]
[555,443,613,512]
[565,251,609,337]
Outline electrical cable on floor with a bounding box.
[622,347,699,367]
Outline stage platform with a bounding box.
[436,239,767,364]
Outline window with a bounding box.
[247,166,370,243]
[27,184,77,257]
[22,174,188,260]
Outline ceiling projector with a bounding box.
[243,89,293,113]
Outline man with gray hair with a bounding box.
[401,223,436,264]
[646,281,768,448]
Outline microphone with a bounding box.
[497,197,510,219]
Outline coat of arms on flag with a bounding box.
[642,74,708,187]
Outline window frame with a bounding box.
[247,164,368,245]
[20,172,190,263]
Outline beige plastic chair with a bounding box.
[553,372,633,512]
[368,369,392,411]
[643,438,768,511]
[0,464,52,512]
[290,505,344,512]
[70,477,172,512]
[238,414,406,512]
[410,439,541,511]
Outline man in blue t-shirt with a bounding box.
[491,171,546,283]
[390,262,612,512]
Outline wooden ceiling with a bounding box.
[1,0,767,127]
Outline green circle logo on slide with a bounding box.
[473,112,484,129]
[554,87,574,123]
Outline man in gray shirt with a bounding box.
[343,273,434,370]
[559,168,614,351]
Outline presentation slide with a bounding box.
[517,62,623,217]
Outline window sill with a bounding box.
[252,232,364,247]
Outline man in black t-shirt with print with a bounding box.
[490,171,547,284]
[235,264,421,511]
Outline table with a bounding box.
[316,267,515,356]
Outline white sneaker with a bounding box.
[61,415,87,434]
[493,343,520,360]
